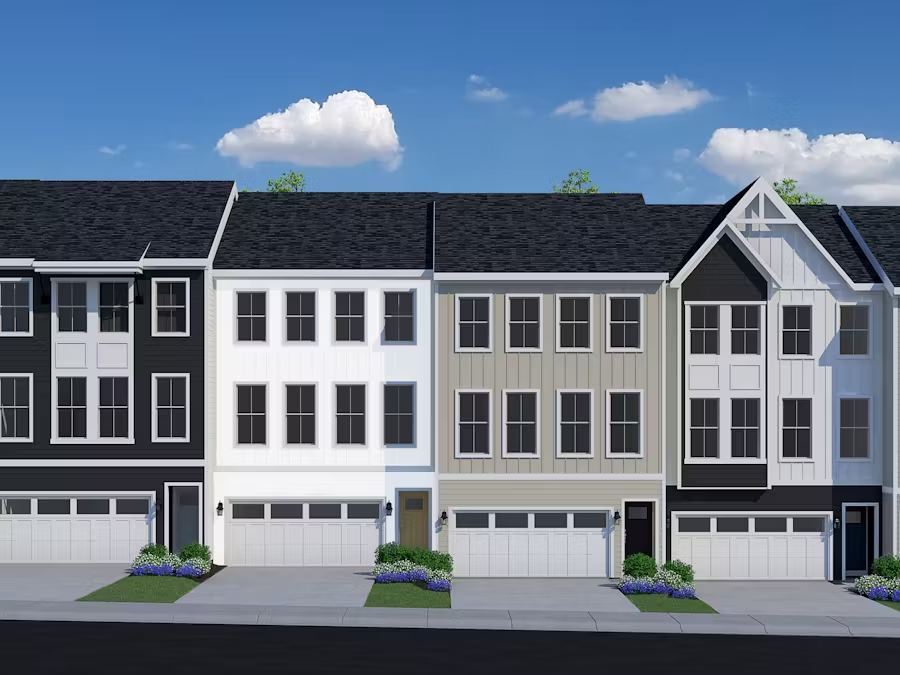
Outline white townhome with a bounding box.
[207,192,438,566]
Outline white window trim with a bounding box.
[334,382,368,447]
[455,389,493,458]
[556,389,594,458]
[283,289,318,346]
[0,277,33,337]
[333,290,367,345]
[234,289,269,345]
[556,294,593,353]
[382,381,417,448]
[778,396,815,463]
[684,397,721,464]
[684,397,766,465]
[606,294,643,353]
[501,389,540,458]
[836,394,874,463]
[151,373,190,443]
[284,382,317,448]
[381,288,417,346]
[0,373,34,443]
[778,302,814,360]
[605,389,644,458]
[835,301,873,360]
[685,302,721,356]
[505,294,543,353]
[151,278,190,337]
[456,294,493,353]
[234,382,268,448]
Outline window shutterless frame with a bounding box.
[454,389,493,458]
[606,294,643,353]
[605,389,643,458]
[151,278,190,337]
[501,389,540,457]
[334,383,368,447]
[381,289,416,345]
[779,303,813,359]
[505,294,542,353]
[836,301,872,359]
[382,382,416,448]
[0,373,34,443]
[234,382,268,447]
[455,294,493,353]
[333,290,367,344]
[283,290,317,346]
[556,389,594,458]
[556,293,593,353]
[778,396,814,462]
[284,382,317,447]
[151,373,190,443]
[836,395,873,462]
[0,277,33,337]
[234,289,268,344]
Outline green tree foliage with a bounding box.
[553,169,600,194]
[241,170,308,193]
[773,178,824,205]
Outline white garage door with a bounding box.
[227,501,382,566]
[450,510,610,577]
[0,496,152,563]
[672,514,830,580]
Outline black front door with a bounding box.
[845,506,869,576]
[624,502,654,558]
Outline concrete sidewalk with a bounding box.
[1,600,900,638]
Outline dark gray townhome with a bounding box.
[0,180,236,562]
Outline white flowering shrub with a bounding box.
[856,574,900,596]
[373,561,452,583]
[179,557,212,575]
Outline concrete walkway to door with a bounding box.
[0,564,129,601]
[451,578,639,612]
[177,567,374,607]
[694,581,900,616]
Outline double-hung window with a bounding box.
[285,292,316,343]
[690,306,718,354]
[507,295,541,350]
[689,398,719,458]
[99,377,129,438]
[457,296,491,350]
[0,375,31,441]
[57,377,87,439]
[607,391,641,455]
[57,282,87,333]
[608,297,641,350]
[99,283,129,333]
[335,292,365,343]
[236,384,267,445]
[0,279,31,336]
[839,305,869,355]
[731,306,759,355]
[503,391,538,455]
[286,384,316,445]
[383,384,414,445]
[839,398,869,459]
[384,292,414,343]
[153,375,188,441]
[730,398,759,458]
[457,391,491,456]
[558,391,592,456]
[153,280,188,335]
[336,384,366,445]
[782,399,812,459]
[236,292,267,342]
[782,306,811,356]
[558,296,591,350]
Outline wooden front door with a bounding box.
[399,491,429,549]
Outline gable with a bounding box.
[682,236,768,301]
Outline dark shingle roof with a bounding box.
[791,206,881,284]
[0,180,234,261]
[214,192,436,269]
[842,206,900,284]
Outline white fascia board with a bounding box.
[142,258,209,269]
[33,261,143,274]
[212,268,432,279]
[433,272,669,282]
[669,220,782,289]
[205,182,238,269]
[0,258,36,268]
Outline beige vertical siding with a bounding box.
[437,283,664,475]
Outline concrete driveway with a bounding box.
[177,567,374,607]
[451,578,639,612]
[694,581,900,617]
[0,564,129,601]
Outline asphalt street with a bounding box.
[1,620,897,674]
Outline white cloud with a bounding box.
[664,169,685,184]
[553,99,588,117]
[466,75,508,102]
[99,144,125,155]
[555,77,713,123]
[673,148,692,162]
[216,90,403,170]
[699,127,900,204]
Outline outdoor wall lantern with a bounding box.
[385,501,393,517]
[834,518,840,530]
[614,511,621,523]
[216,502,224,517]
[440,511,448,524]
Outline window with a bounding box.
[57,377,87,439]
[717,517,749,533]
[839,305,869,355]
[503,391,538,455]
[335,291,365,342]
[0,498,30,514]
[153,280,188,335]
[457,296,491,350]
[689,399,719,458]
[782,399,812,459]
[782,305,811,355]
[0,279,30,335]
[678,517,710,533]
[99,377,128,438]
[335,384,366,445]
[384,291,414,343]
[236,292,266,342]
[153,375,188,441]
[116,499,149,515]
[534,512,567,528]
[558,391,592,455]
[507,295,541,350]
[731,399,759,458]
[77,499,109,515]
[690,305,718,354]
[232,503,264,519]
[348,503,381,519]
[793,517,825,533]
[271,503,304,519]
[309,503,341,519]
[457,391,491,456]
[37,499,70,515]
[755,517,787,533]
[574,512,608,528]
[99,282,129,333]
[731,305,759,355]
[607,391,641,455]
[236,384,266,445]
[558,296,591,350]
[57,282,87,333]
[456,512,489,528]
[285,384,316,445]
[286,292,316,342]
[383,384,414,446]
[495,512,528,528]
[608,296,641,350]
[0,376,30,440]
[839,398,869,459]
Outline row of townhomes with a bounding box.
[2,177,900,582]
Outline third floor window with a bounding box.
[839,305,869,355]
[782,306,811,356]
[457,296,491,350]
[153,280,188,335]
[335,292,365,342]
[236,292,266,342]
[384,291,414,343]
[99,282,129,333]
[690,305,718,355]
[730,305,759,355]
[57,282,87,333]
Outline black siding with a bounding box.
[681,464,768,488]
[682,237,768,302]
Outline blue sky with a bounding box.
[2,0,899,203]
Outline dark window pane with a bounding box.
[77,499,109,515]
[574,512,608,528]
[473,424,489,453]
[300,416,315,445]
[271,503,304,519]
[251,415,266,444]
[473,323,489,348]
[99,409,114,438]
[534,512,567,528]
[309,503,342,519]
[678,517,710,533]
[793,517,824,533]
[73,408,87,437]
[495,512,528,528]
[232,503,264,519]
[114,499,148,515]
[755,517,787,533]
[347,503,380,519]
[349,415,365,444]
[38,499,70,515]
[717,517,749,533]
[286,415,302,444]
[456,512,489,528]
[0,498,30,514]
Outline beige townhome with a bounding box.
[433,194,669,578]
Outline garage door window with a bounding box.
[77,499,109,515]
[347,503,380,519]
[755,517,787,532]
[678,517,710,532]
[456,512,489,528]
[495,513,528,528]
[38,499,70,515]
[574,512,608,528]
[0,498,30,514]
[233,503,264,519]
[116,498,149,515]
[271,503,304,519]
[309,503,342,519]
[793,517,825,533]
[535,512,568,528]
[717,517,749,533]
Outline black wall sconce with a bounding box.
[834,518,840,530]
[440,511,448,524]
[216,502,224,517]
[614,510,621,524]
[385,501,393,517]
[665,517,671,530]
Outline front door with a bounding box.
[169,485,200,555]
[845,506,870,577]
[398,491,429,549]
[624,502,654,558]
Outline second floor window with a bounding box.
[384,291,414,343]
[731,306,759,355]
[731,398,759,458]
[782,398,812,459]
[236,384,266,445]
[839,305,869,355]
[336,384,366,444]
[608,392,640,455]
[154,376,187,441]
[384,384,414,445]
[504,391,537,455]
[236,292,266,342]
[286,292,316,342]
[559,391,591,455]
[508,296,541,350]
[335,292,365,342]
[99,283,129,333]
[99,377,128,438]
[839,398,869,459]
[457,391,490,455]
[458,296,491,349]
[689,398,718,458]
[0,376,30,439]
[57,282,87,332]
[154,280,188,335]
[608,297,641,350]
[57,377,87,438]
[690,305,718,354]
[0,280,30,335]
[286,384,316,445]
[782,306,811,356]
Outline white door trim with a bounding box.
[841,502,880,581]
[164,482,203,552]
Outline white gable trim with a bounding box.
[206,182,238,270]
[669,220,782,289]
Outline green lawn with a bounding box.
[875,600,900,612]
[365,583,451,609]
[77,575,200,603]
[625,593,718,614]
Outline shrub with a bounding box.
[871,554,900,579]
[855,574,900,598]
[622,553,657,578]
[139,543,168,558]
[662,559,695,584]
[372,561,452,591]
[179,556,212,575]
[375,543,453,573]
[179,543,212,562]
[617,571,696,598]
